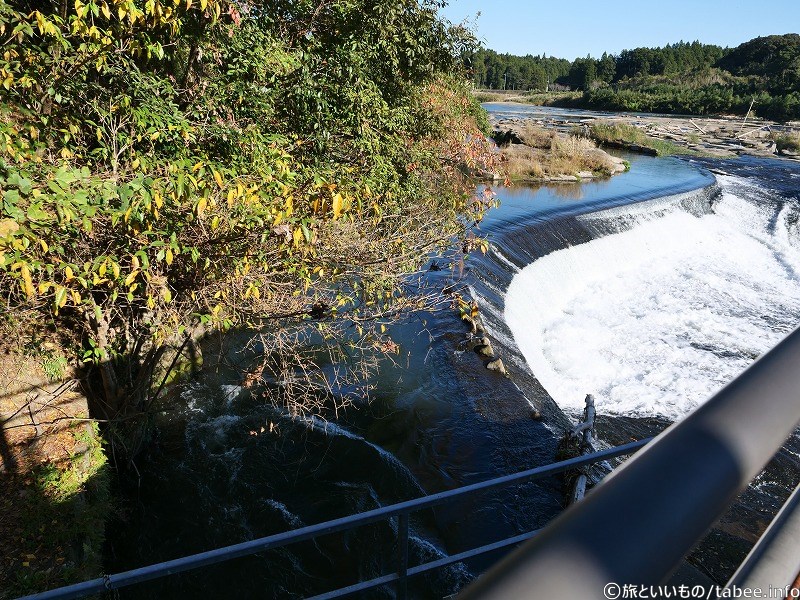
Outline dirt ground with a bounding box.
[0,348,109,598]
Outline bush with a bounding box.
[0,0,496,431]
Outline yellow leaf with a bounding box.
[20,265,34,299]
[332,193,344,219]
[101,2,110,18]
[196,198,207,217]
[38,281,52,294]
[163,288,172,303]
[154,191,163,208]
[65,266,74,281]
[165,248,173,265]
[111,262,120,279]
[200,0,207,9]
[227,189,235,207]
[71,290,81,304]
[292,227,302,247]
[125,270,139,286]
[99,261,107,277]
[212,169,223,188]
[131,255,140,269]
[285,195,293,216]
[131,158,140,170]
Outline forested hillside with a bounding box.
[471,34,800,120]
[0,0,494,428]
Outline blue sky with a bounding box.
[440,0,800,60]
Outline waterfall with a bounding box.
[504,171,800,419]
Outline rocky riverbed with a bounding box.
[488,101,800,160]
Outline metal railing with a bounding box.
[461,325,800,599]
[19,439,650,600]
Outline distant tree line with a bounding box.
[469,34,800,120]
[468,49,571,90]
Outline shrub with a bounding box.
[0,0,496,434]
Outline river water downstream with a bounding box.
[105,106,800,598]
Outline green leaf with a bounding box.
[54,286,67,309]
[26,203,49,222]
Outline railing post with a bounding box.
[397,513,409,600]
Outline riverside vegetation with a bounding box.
[0,0,498,593]
[493,123,627,182]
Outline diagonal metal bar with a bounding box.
[305,529,542,600]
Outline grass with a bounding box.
[499,124,619,181]
[41,354,68,382]
[522,91,582,106]
[772,132,800,153]
[471,90,582,106]
[472,91,509,103]
[589,121,694,156]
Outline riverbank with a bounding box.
[487,100,800,160]
[0,348,110,598]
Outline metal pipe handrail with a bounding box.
[19,439,650,600]
[306,529,541,600]
[727,481,800,591]
[461,325,800,599]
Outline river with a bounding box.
[104,106,800,598]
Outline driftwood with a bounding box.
[568,394,596,505]
[689,119,707,134]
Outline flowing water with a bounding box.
[105,107,800,597]
[506,170,800,419]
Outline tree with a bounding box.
[0,0,498,452]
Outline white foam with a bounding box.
[264,499,304,528]
[303,416,421,490]
[490,245,520,273]
[505,177,800,420]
